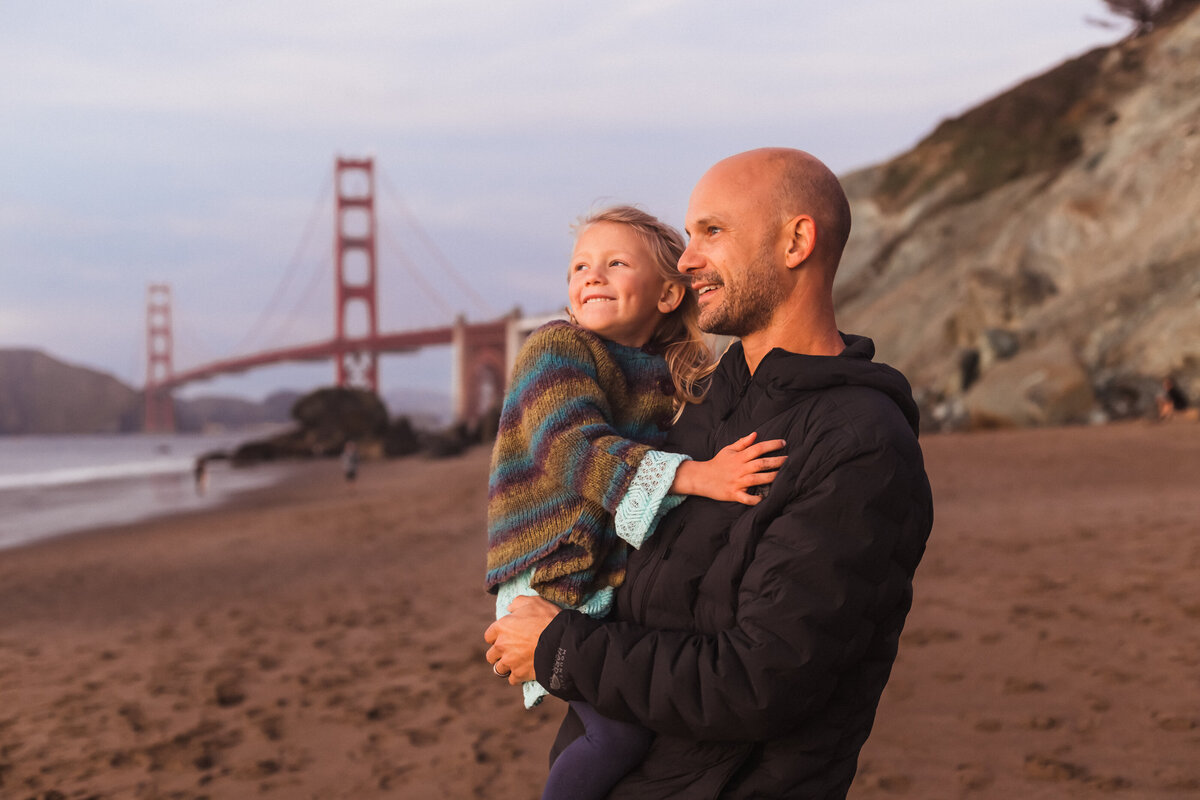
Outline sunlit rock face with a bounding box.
[837,5,1200,428]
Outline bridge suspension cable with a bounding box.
[173,306,222,372]
[255,240,332,353]
[377,220,456,321]
[377,168,493,317]
[233,172,335,354]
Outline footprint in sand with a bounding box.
[1156,770,1200,791]
[1092,666,1136,685]
[1083,774,1133,791]
[256,713,285,742]
[142,720,244,773]
[1024,715,1059,731]
[1024,754,1086,781]
[1067,604,1094,620]
[956,762,994,791]
[405,728,440,747]
[902,628,961,646]
[205,666,247,708]
[364,684,424,723]
[118,702,150,733]
[933,672,964,684]
[1003,677,1047,694]
[862,773,912,793]
[1153,714,1198,731]
[1026,574,1067,593]
[1009,603,1058,623]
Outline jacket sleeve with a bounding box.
[505,324,654,514]
[533,433,932,741]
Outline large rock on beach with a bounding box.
[382,416,421,457]
[963,340,1096,428]
[291,387,389,451]
[232,387,389,464]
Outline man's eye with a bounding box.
[707,226,721,236]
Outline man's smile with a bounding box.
[690,275,724,303]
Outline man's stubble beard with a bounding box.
[698,241,787,338]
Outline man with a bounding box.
[486,148,934,798]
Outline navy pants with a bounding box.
[541,701,653,800]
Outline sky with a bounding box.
[0,1,1127,403]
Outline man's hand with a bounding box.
[484,595,562,685]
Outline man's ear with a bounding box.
[784,215,817,269]
[658,281,685,313]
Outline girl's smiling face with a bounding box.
[567,221,682,348]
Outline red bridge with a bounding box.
[143,158,554,432]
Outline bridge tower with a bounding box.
[334,157,379,391]
[144,283,175,432]
[451,311,522,430]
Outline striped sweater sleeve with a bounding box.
[504,324,654,514]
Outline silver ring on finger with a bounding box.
[493,662,510,678]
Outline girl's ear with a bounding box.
[658,281,685,314]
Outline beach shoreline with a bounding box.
[0,432,297,553]
[1,423,1198,798]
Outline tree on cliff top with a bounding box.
[1094,0,1192,35]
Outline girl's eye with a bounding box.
[573,263,588,272]
[610,260,628,268]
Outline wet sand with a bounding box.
[1,422,1198,798]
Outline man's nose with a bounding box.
[678,242,702,274]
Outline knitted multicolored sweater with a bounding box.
[486,320,677,608]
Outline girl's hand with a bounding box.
[671,432,787,505]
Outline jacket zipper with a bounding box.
[711,744,755,798]
[632,503,688,623]
[636,373,753,622]
[718,373,753,422]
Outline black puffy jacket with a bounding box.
[534,335,934,799]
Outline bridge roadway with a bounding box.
[158,319,509,391]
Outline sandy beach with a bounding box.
[1,421,1198,799]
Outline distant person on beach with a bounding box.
[486,149,934,798]
[193,457,208,496]
[1156,377,1191,420]
[484,205,785,800]
[342,441,358,482]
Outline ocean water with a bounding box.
[0,432,287,551]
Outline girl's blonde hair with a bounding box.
[570,205,714,411]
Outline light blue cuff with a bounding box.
[614,450,690,549]
[496,570,613,709]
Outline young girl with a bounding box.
[485,205,785,800]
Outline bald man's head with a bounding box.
[719,148,851,277]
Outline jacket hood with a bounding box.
[714,334,922,436]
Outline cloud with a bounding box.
[0,0,1122,394]
[2,0,1116,138]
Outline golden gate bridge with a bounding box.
[142,157,552,432]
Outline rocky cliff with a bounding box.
[0,349,300,435]
[0,349,140,434]
[837,2,1200,428]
